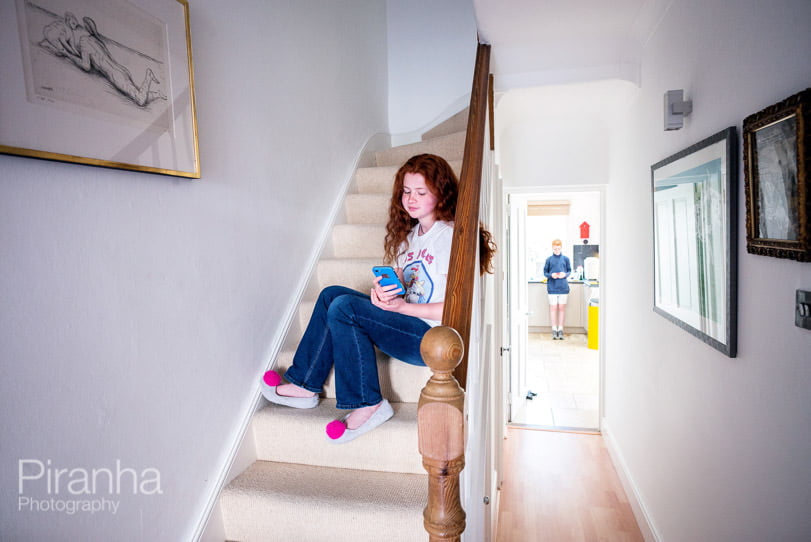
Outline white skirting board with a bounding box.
[600,419,662,542]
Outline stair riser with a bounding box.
[345,194,390,224]
[354,166,398,194]
[375,131,466,167]
[252,400,423,474]
[422,109,469,140]
[355,160,463,195]
[295,302,315,338]
[274,350,432,403]
[331,225,386,259]
[316,259,379,293]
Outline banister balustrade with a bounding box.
[417,42,491,541]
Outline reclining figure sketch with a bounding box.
[39,11,166,108]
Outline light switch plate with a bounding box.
[796,290,811,330]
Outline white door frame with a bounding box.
[501,184,607,428]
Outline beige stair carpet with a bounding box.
[219,124,467,541]
[223,462,426,542]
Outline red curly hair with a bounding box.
[384,154,496,275]
[383,154,458,266]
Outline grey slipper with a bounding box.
[327,400,394,444]
[261,380,319,409]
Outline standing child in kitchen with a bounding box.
[544,239,571,340]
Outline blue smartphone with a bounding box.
[372,265,405,295]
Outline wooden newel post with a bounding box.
[418,326,466,541]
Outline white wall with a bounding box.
[0,1,388,540]
[497,79,637,188]
[604,1,811,540]
[527,191,601,246]
[386,0,477,140]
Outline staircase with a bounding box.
[217,126,466,542]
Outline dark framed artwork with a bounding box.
[0,0,200,178]
[652,127,738,357]
[743,88,810,261]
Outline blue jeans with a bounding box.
[284,285,431,409]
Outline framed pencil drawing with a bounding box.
[652,127,738,357]
[743,88,810,261]
[0,0,200,178]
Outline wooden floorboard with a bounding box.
[495,426,645,542]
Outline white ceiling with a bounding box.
[472,0,670,143]
[473,0,671,90]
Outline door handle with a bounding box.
[500,346,511,356]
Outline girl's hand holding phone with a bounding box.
[371,276,407,312]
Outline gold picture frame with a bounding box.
[743,88,810,261]
[0,0,200,178]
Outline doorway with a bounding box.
[504,187,604,432]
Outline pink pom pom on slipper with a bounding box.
[263,370,281,387]
[325,420,346,440]
[326,400,394,443]
[260,370,319,409]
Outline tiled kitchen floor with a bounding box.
[511,332,600,431]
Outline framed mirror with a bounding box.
[651,127,738,357]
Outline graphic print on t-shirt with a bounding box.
[404,261,434,304]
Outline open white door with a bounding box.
[507,195,529,421]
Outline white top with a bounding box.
[396,221,454,327]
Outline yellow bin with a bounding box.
[587,304,599,350]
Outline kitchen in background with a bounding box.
[516,189,602,430]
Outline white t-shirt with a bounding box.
[396,221,454,327]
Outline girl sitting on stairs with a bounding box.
[260,153,495,443]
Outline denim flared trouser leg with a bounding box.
[284,285,431,409]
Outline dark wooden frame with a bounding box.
[743,88,810,261]
[651,127,738,357]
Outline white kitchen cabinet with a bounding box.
[527,281,585,332]
[528,283,549,327]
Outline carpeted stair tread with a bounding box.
[252,399,423,474]
[220,461,427,542]
[374,131,466,167]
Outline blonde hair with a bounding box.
[552,239,562,246]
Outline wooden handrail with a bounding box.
[417,41,490,541]
[443,42,490,389]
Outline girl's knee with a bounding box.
[318,285,347,305]
[326,295,361,324]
